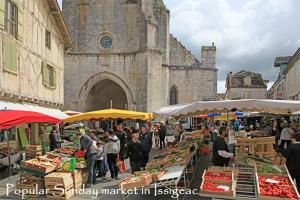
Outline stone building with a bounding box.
[0,0,72,147]
[268,48,300,100]
[226,70,268,99]
[62,0,218,112]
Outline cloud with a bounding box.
[164,0,300,85]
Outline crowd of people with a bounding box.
[65,121,168,187]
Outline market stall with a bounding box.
[154,99,300,200]
[119,131,206,200]
[63,108,153,123]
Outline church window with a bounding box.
[170,86,178,105]
[100,35,113,49]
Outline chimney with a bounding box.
[201,42,217,68]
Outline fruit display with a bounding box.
[55,146,77,155]
[258,175,299,199]
[21,155,61,173]
[202,181,232,193]
[203,171,232,181]
[200,167,235,198]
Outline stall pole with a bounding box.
[32,123,39,145]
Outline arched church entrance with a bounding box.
[85,79,128,111]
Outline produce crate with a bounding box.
[199,179,236,198]
[119,172,153,190]
[45,172,74,190]
[146,156,169,169]
[47,188,74,200]
[202,169,234,183]
[16,174,45,197]
[21,159,59,174]
[150,170,166,182]
[255,170,300,200]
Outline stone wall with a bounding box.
[62,0,146,53]
[168,66,217,103]
[64,52,150,112]
[169,34,199,66]
[227,88,267,99]
[285,57,300,100]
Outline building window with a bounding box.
[3,37,17,73]
[5,0,18,38]
[45,30,51,49]
[99,35,113,49]
[170,86,178,105]
[42,62,56,88]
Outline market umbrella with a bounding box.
[154,99,300,118]
[63,108,153,123]
[0,109,62,129]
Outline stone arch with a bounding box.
[79,72,134,111]
[169,85,178,105]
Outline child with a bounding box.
[95,141,105,180]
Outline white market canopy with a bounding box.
[154,99,300,118]
[0,100,69,120]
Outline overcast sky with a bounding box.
[58,0,300,93]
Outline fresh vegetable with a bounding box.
[258,176,298,199]
[257,165,287,174]
[74,150,85,158]
[204,172,231,181]
[202,181,228,192]
[63,161,70,171]
[170,158,177,163]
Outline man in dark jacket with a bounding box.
[127,133,143,174]
[212,126,234,167]
[115,123,128,160]
[139,125,152,170]
[280,133,300,193]
[158,122,166,149]
[49,126,65,151]
[76,133,98,186]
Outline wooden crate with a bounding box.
[200,179,235,197]
[47,188,74,200]
[202,169,233,183]
[256,169,300,200]
[119,172,153,190]
[45,172,74,190]
[151,170,166,182]
[21,159,59,174]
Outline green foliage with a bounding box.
[40,139,50,155]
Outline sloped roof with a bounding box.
[45,0,73,49]
[228,70,267,88]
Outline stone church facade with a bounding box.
[62,0,218,112]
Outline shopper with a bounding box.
[279,121,294,149]
[95,141,105,180]
[280,133,300,193]
[139,125,152,170]
[158,122,166,149]
[154,123,160,149]
[127,133,143,174]
[212,126,234,167]
[49,126,65,151]
[115,123,128,161]
[104,129,121,180]
[76,133,98,186]
[174,123,183,142]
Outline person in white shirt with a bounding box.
[279,121,294,149]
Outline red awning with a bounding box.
[0,109,61,129]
